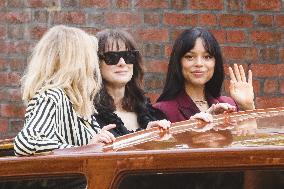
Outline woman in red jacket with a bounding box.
[154,27,255,123]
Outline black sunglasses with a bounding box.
[98,50,139,65]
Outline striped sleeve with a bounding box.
[14,94,74,156]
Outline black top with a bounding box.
[94,102,166,137]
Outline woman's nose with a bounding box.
[195,57,203,66]
[117,57,127,66]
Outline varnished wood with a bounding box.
[0,107,283,189]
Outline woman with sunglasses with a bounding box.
[93,29,175,137]
[14,25,116,156]
[154,27,255,123]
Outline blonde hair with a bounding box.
[22,25,101,119]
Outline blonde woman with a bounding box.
[14,25,115,156]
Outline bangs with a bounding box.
[105,38,127,52]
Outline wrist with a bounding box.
[240,102,255,110]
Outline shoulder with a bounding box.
[28,88,68,109]
[153,99,179,110]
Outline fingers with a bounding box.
[248,70,252,86]
[93,124,116,144]
[207,103,236,115]
[233,64,242,81]
[239,65,246,82]
[147,119,171,130]
[191,112,213,122]
[228,67,237,82]
[230,64,252,83]
[102,124,116,131]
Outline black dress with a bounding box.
[94,102,166,137]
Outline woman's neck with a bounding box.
[184,84,206,101]
[106,85,125,110]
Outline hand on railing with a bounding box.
[90,124,116,144]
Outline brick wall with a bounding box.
[0,0,283,139]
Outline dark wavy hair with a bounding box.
[157,27,224,102]
[94,29,147,114]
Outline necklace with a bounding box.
[194,100,207,106]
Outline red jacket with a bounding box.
[154,90,238,123]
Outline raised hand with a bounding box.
[229,64,255,110]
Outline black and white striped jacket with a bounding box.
[14,88,100,156]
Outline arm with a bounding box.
[14,95,73,156]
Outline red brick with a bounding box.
[9,120,25,134]
[27,0,60,8]
[280,80,284,94]
[7,0,25,7]
[0,58,6,71]
[220,14,253,27]
[245,0,281,11]
[164,13,198,26]
[62,0,79,7]
[164,44,173,58]
[0,119,8,133]
[80,0,109,7]
[83,27,100,36]
[115,0,130,8]
[0,103,25,118]
[226,30,246,43]
[144,13,160,25]
[144,59,168,73]
[0,41,30,54]
[7,25,24,39]
[0,12,31,24]
[0,72,21,86]
[198,14,217,26]
[251,64,284,77]
[0,26,6,39]
[145,92,160,103]
[263,79,278,94]
[259,48,278,62]
[142,43,161,57]
[222,46,258,61]
[0,88,22,101]
[190,0,223,10]
[275,15,284,27]
[8,58,27,71]
[33,10,48,23]
[136,0,168,8]
[256,97,284,109]
[210,29,226,44]
[171,29,184,41]
[105,12,141,26]
[144,77,165,90]
[87,13,104,25]
[29,26,48,39]
[52,11,86,24]
[0,0,5,7]
[227,0,241,11]
[251,31,282,44]
[136,28,169,42]
[252,80,261,96]
[256,15,273,27]
[280,48,284,61]
[171,0,187,9]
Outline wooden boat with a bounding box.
[0,107,283,189]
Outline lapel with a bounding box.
[176,90,200,120]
